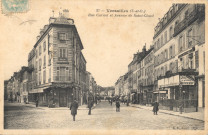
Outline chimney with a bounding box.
[63,9,69,18]
[40,29,44,36]
[142,43,146,52]
[36,35,40,41]
[49,17,56,24]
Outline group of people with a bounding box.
[109,99,121,112]
[69,99,95,121]
[68,99,160,121]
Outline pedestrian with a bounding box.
[116,100,120,112]
[110,99,113,106]
[153,101,159,115]
[70,99,79,121]
[88,100,94,115]
[36,98,39,107]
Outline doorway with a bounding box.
[59,90,67,107]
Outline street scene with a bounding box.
[4,100,204,129]
[2,1,206,133]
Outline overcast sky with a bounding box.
[1,0,173,87]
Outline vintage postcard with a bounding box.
[0,0,207,134]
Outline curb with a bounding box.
[130,105,204,122]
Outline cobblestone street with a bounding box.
[4,101,204,130]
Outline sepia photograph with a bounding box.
[0,0,207,134]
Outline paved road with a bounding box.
[4,101,204,129]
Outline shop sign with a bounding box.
[180,75,195,85]
[159,90,167,94]
[53,83,72,88]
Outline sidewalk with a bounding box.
[130,103,204,122]
[4,100,97,110]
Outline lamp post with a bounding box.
[183,90,186,112]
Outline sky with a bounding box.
[1,0,173,87]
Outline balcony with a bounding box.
[55,76,70,82]
[174,5,205,37]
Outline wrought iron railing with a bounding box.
[55,76,70,81]
[174,5,205,37]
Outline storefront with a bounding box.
[157,71,198,112]
[29,82,81,107]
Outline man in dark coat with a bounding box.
[35,98,39,107]
[153,101,159,115]
[70,99,79,121]
[88,100,94,115]
[116,100,120,112]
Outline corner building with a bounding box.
[153,4,205,112]
[27,10,87,107]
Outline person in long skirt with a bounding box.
[70,99,79,121]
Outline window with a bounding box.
[164,65,167,75]
[39,72,41,85]
[39,45,41,56]
[58,33,66,40]
[39,59,42,70]
[188,29,193,48]
[185,10,189,18]
[164,31,167,43]
[43,55,46,68]
[161,35,163,46]
[175,20,179,26]
[36,50,38,59]
[56,67,70,81]
[43,70,46,84]
[48,53,51,66]
[35,61,38,71]
[169,26,173,39]
[48,67,51,82]
[59,48,67,60]
[169,46,173,58]
[169,63,173,71]
[43,41,46,52]
[164,49,168,60]
[59,48,67,58]
[161,67,164,76]
[158,38,160,49]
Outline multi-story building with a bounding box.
[19,66,30,103]
[26,9,87,107]
[142,47,154,105]
[4,80,9,100]
[123,73,129,96]
[153,4,205,112]
[136,46,147,104]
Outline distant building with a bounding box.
[4,80,9,100]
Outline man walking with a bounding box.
[88,100,94,115]
[116,100,120,112]
[35,98,39,107]
[153,101,159,115]
[70,99,79,121]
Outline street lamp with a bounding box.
[183,90,186,111]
